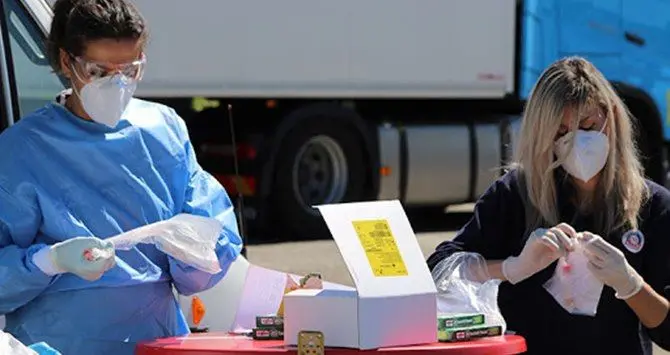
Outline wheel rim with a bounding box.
[292,135,349,213]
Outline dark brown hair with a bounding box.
[47,0,148,73]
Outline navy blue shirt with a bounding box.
[427,169,670,355]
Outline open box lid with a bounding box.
[315,200,437,298]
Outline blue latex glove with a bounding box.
[32,237,116,281]
[28,342,62,355]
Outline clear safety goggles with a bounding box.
[70,53,146,82]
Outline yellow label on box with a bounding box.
[352,219,408,277]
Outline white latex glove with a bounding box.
[502,223,577,284]
[581,232,644,300]
[32,237,116,281]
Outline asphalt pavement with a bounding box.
[246,207,471,285]
[248,230,452,286]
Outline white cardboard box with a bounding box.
[283,200,438,349]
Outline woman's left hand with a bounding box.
[277,273,323,317]
[581,232,644,300]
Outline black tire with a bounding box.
[270,117,369,239]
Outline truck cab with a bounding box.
[520,0,670,186]
[0,0,57,331]
[0,0,61,132]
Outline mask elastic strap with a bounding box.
[69,63,87,103]
[599,121,608,134]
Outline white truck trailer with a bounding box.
[129,0,520,240]
[25,1,670,242]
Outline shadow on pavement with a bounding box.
[407,211,473,233]
[247,211,473,245]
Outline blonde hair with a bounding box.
[512,56,649,235]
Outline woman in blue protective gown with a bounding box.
[0,0,243,354]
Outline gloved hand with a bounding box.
[32,237,116,281]
[502,223,577,284]
[581,232,644,300]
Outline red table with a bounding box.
[136,332,526,355]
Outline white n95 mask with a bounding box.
[75,74,137,128]
[554,128,609,182]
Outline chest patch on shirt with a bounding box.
[621,229,644,254]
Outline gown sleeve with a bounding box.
[165,109,244,296]
[0,185,55,314]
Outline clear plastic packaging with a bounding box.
[432,252,506,333]
[543,241,604,316]
[94,214,223,274]
[0,330,38,355]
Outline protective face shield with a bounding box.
[554,123,609,182]
[72,54,145,82]
[70,54,146,128]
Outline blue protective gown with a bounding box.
[0,97,243,355]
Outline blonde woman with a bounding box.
[427,57,670,354]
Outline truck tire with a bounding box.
[636,125,665,184]
[270,117,369,239]
[625,100,664,184]
[615,84,666,184]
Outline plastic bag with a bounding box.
[0,330,38,355]
[543,240,604,316]
[432,252,507,333]
[94,214,223,274]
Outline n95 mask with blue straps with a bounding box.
[554,126,609,182]
[76,74,138,128]
[69,53,145,128]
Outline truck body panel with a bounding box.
[129,0,516,99]
[13,0,670,237]
[11,0,670,234]
[520,0,670,140]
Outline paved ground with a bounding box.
[249,230,451,286]
[245,208,668,355]
[248,230,451,286]
[246,205,473,285]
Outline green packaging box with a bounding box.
[438,325,502,342]
[256,315,284,329]
[437,314,485,330]
[252,327,284,340]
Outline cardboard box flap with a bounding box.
[316,200,437,298]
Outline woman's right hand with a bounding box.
[502,223,577,284]
[32,237,116,281]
